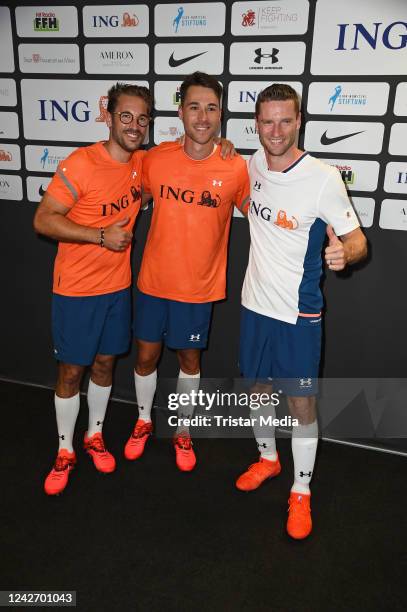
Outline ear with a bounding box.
[106,112,112,128]
[178,105,183,121]
[296,111,302,131]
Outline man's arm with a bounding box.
[325,225,367,272]
[33,193,132,251]
[141,189,152,210]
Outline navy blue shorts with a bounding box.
[133,291,213,349]
[52,288,131,366]
[239,306,322,396]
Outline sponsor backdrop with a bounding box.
[0,1,406,449]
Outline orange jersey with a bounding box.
[46,142,145,297]
[138,142,250,303]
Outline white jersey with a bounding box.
[242,149,360,324]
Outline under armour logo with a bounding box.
[189,334,201,342]
[300,471,312,478]
[139,406,144,411]
[254,47,279,65]
[257,442,267,448]
[299,378,312,387]
[212,179,222,186]
[253,181,261,191]
[59,435,65,440]
[96,420,103,426]
[132,171,137,178]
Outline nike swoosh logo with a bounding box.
[168,51,207,67]
[320,130,365,145]
[39,185,46,196]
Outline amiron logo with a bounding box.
[34,11,59,32]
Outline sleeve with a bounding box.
[317,167,360,236]
[46,150,86,209]
[233,157,251,215]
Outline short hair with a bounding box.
[180,72,223,106]
[255,83,300,117]
[107,82,153,115]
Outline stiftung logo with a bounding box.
[39,148,66,170]
[328,85,367,112]
[33,11,59,32]
[172,6,207,33]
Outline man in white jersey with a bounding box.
[236,84,367,539]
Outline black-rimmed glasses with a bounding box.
[112,111,151,127]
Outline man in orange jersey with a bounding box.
[124,72,250,471]
[34,83,152,495]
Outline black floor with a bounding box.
[1,381,406,612]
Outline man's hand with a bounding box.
[103,218,133,251]
[325,225,346,271]
[214,137,236,159]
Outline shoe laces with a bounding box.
[133,422,151,438]
[288,495,309,515]
[175,434,192,451]
[54,455,73,472]
[86,435,106,453]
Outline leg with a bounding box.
[55,361,84,450]
[87,354,115,436]
[134,339,161,421]
[287,395,318,495]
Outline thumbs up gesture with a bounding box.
[325,225,346,271]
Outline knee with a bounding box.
[91,355,114,383]
[287,396,316,424]
[59,365,83,389]
[136,352,159,376]
[178,353,200,375]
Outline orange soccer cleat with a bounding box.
[236,455,281,491]
[124,419,153,460]
[44,449,77,496]
[286,492,312,539]
[83,432,116,473]
[173,433,196,472]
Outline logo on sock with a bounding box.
[257,442,267,448]
[59,434,65,440]
[96,420,103,426]
[300,470,312,478]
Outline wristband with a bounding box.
[100,228,105,248]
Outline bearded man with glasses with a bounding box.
[34,83,153,496]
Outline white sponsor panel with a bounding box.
[0,174,23,201]
[349,197,375,228]
[319,158,380,192]
[155,43,224,74]
[0,145,21,171]
[27,176,52,203]
[25,145,76,173]
[21,79,149,142]
[18,44,80,74]
[155,3,225,37]
[308,82,389,116]
[228,80,303,112]
[84,44,149,74]
[0,79,17,106]
[394,83,407,116]
[389,123,407,155]
[384,162,407,194]
[229,42,305,75]
[0,112,19,139]
[153,116,184,145]
[311,0,407,75]
[231,0,309,36]
[226,119,260,150]
[0,8,14,72]
[154,81,183,111]
[379,199,407,231]
[304,121,385,154]
[83,5,149,37]
[15,6,78,37]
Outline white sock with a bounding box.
[291,420,318,495]
[175,370,200,436]
[252,403,277,461]
[55,393,80,453]
[134,370,157,423]
[87,379,111,437]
